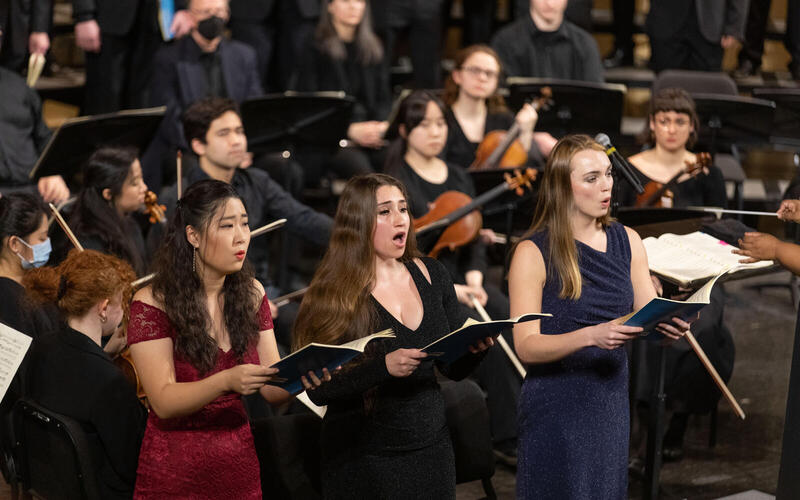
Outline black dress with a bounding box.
[306,257,483,499]
[27,326,147,500]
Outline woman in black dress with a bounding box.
[442,44,555,169]
[24,249,147,500]
[51,146,150,276]
[290,0,390,179]
[292,173,493,499]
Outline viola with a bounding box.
[144,190,167,224]
[413,168,538,258]
[470,87,553,171]
[635,152,712,208]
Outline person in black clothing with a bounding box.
[491,0,603,82]
[0,193,59,485]
[24,249,147,500]
[617,88,734,465]
[290,0,390,181]
[384,90,524,466]
[293,173,494,498]
[154,97,332,349]
[735,0,800,79]
[0,0,50,72]
[143,0,262,192]
[442,44,554,170]
[51,147,150,281]
[0,56,69,203]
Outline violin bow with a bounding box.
[49,203,84,252]
[469,294,527,379]
[176,151,183,200]
[132,218,288,288]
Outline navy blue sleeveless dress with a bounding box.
[518,222,634,500]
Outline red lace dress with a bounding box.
[127,296,273,499]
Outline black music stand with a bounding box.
[240,92,355,155]
[752,88,800,149]
[691,93,775,154]
[28,107,165,182]
[506,78,627,138]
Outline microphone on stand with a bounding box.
[594,133,644,194]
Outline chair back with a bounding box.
[13,398,101,500]
[653,70,738,96]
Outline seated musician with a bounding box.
[155,97,333,350]
[24,250,147,500]
[0,30,69,203]
[442,44,556,169]
[289,0,390,179]
[384,90,523,465]
[618,87,734,465]
[51,147,150,280]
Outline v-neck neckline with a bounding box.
[371,261,427,333]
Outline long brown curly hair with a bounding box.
[293,174,419,351]
[151,180,261,374]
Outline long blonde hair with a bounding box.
[293,174,420,350]
[516,135,612,300]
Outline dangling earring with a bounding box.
[99,314,107,323]
[192,247,197,273]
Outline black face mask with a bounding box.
[197,16,225,41]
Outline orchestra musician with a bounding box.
[50,146,150,277]
[292,173,495,498]
[289,0,390,180]
[508,135,689,498]
[619,88,734,465]
[24,249,147,500]
[126,180,300,498]
[442,44,555,169]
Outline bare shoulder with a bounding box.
[252,278,266,298]
[624,225,647,258]
[132,285,163,309]
[412,257,432,284]
[509,240,546,277]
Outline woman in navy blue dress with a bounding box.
[508,134,690,499]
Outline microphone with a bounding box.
[594,133,644,194]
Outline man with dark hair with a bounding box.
[0,29,69,202]
[143,0,262,192]
[491,0,603,82]
[156,97,331,349]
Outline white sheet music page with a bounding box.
[0,322,33,403]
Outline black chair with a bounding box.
[441,379,497,500]
[13,398,101,500]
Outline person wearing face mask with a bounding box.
[71,0,193,114]
[0,192,60,486]
[491,0,604,82]
[50,147,150,277]
[144,0,262,193]
[24,250,147,500]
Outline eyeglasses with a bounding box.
[460,66,499,80]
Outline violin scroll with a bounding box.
[144,191,167,224]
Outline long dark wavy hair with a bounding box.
[383,90,448,175]
[67,147,146,275]
[316,0,383,64]
[293,174,419,351]
[151,179,261,374]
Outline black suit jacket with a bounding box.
[0,0,50,43]
[27,327,147,500]
[646,0,748,44]
[147,35,262,176]
[230,0,319,21]
[71,0,186,36]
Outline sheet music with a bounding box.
[296,391,327,418]
[0,322,33,403]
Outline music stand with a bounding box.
[690,94,775,154]
[28,107,165,182]
[751,88,800,149]
[240,92,355,155]
[506,78,627,138]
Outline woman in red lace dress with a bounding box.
[127,180,291,499]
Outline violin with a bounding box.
[470,87,553,171]
[413,168,538,258]
[635,152,712,208]
[144,190,167,224]
[114,347,148,407]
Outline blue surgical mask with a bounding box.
[16,237,52,269]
